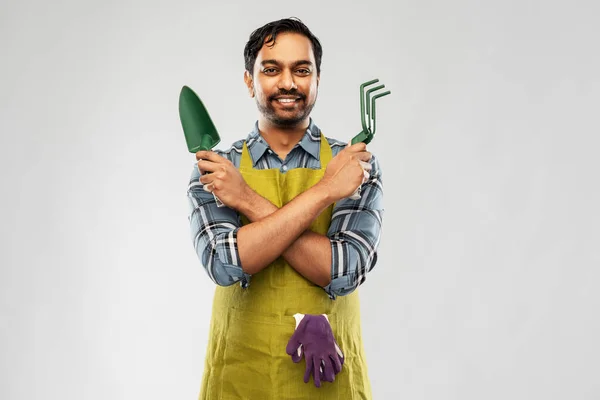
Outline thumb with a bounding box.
[286,329,302,356]
[291,344,303,363]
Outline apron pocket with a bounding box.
[220,308,346,399]
[220,308,290,399]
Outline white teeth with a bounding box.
[277,98,296,103]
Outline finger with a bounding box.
[195,150,224,162]
[358,160,372,171]
[287,316,308,362]
[362,168,370,183]
[335,342,345,365]
[320,362,326,384]
[330,354,342,375]
[286,330,303,356]
[197,160,222,173]
[344,142,367,153]
[313,356,321,388]
[356,151,372,162]
[322,357,335,382]
[291,344,303,363]
[304,354,313,384]
[199,172,217,184]
[202,181,220,193]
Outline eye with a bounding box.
[296,69,311,75]
[263,68,278,74]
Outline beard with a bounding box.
[255,88,317,128]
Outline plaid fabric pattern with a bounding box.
[186,118,384,299]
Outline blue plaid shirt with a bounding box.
[186,118,384,299]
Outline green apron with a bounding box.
[199,134,372,400]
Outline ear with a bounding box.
[244,70,254,98]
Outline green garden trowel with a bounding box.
[349,79,391,199]
[179,85,225,207]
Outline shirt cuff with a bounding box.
[323,239,361,299]
[211,228,252,288]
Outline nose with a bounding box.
[277,69,297,91]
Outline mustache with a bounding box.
[268,89,306,101]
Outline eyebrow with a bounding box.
[260,59,314,68]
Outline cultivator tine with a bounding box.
[359,79,379,133]
[370,90,391,137]
[352,78,391,145]
[365,84,385,131]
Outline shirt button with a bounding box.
[282,165,288,171]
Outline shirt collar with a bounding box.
[245,118,322,166]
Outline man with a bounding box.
[186,17,383,399]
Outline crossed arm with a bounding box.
[234,188,335,287]
[186,147,383,298]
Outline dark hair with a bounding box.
[243,17,323,76]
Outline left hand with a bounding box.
[317,142,372,202]
[196,150,250,210]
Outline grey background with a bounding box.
[1,0,599,399]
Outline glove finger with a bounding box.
[322,357,335,382]
[335,341,344,365]
[291,344,303,363]
[330,354,342,375]
[286,330,302,356]
[304,354,313,384]
[313,356,321,388]
[287,315,311,356]
[318,361,324,381]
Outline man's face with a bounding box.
[245,32,319,127]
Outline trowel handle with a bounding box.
[197,157,226,207]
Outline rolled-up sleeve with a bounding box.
[186,164,251,288]
[324,154,384,299]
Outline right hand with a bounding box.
[196,150,252,211]
[319,142,372,202]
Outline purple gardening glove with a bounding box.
[285,313,344,388]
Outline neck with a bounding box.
[257,117,310,159]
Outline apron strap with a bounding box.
[240,141,254,170]
[318,133,332,166]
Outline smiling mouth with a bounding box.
[272,97,302,108]
[274,97,301,103]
